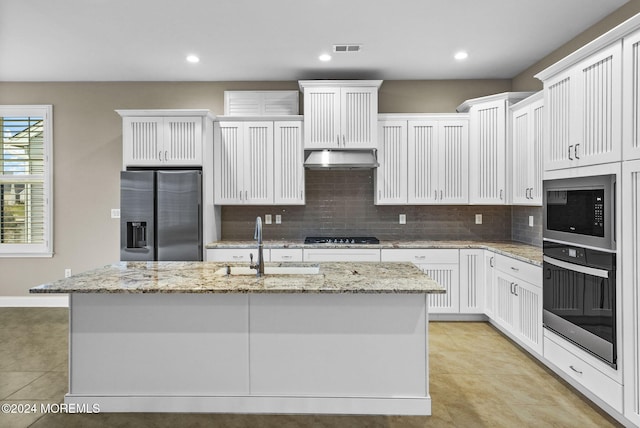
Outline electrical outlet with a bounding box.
[275,215,282,224]
[111,209,120,219]
[265,214,272,224]
[475,214,482,225]
[399,214,406,224]
[64,269,72,278]
[529,215,534,227]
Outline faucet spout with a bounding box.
[250,217,264,277]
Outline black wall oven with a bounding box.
[543,172,617,368]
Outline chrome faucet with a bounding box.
[249,216,264,277]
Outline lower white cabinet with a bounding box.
[381,249,459,314]
[484,252,496,318]
[459,249,484,314]
[491,254,542,355]
[207,248,254,262]
[545,330,623,413]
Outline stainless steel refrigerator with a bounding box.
[120,169,202,261]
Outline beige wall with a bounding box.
[0,80,510,296]
[513,0,640,91]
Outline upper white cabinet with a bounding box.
[299,80,382,149]
[214,118,304,205]
[375,114,469,205]
[117,110,214,168]
[624,29,640,161]
[537,41,622,170]
[457,93,533,204]
[511,92,544,205]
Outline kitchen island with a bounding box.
[30,261,445,415]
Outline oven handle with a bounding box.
[543,255,609,279]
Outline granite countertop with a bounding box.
[206,240,543,265]
[29,262,446,295]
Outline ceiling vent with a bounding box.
[333,44,362,53]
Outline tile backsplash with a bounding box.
[221,170,538,244]
[511,205,543,247]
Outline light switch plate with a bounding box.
[111,209,120,219]
[475,214,482,225]
[265,214,272,224]
[399,214,406,224]
[275,215,282,224]
[529,215,534,227]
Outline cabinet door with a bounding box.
[341,87,378,149]
[623,29,640,161]
[544,69,575,170]
[164,117,202,166]
[274,121,304,205]
[416,263,459,314]
[623,160,640,425]
[123,117,164,166]
[514,279,542,355]
[438,120,469,204]
[484,252,496,318]
[214,122,243,204]
[529,101,544,204]
[244,122,274,204]
[574,42,622,167]
[493,271,517,331]
[459,249,484,314]
[511,107,530,204]
[303,87,341,148]
[376,120,407,204]
[469,100,506,204]
[407,120,438,204]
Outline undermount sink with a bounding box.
[215,265,321,276]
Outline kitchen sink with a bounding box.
[215,265,321,276]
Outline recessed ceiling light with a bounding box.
[186,55,200,63]
[454,51,468,61]
[319,54,331,62]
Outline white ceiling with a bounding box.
[0,0,629,82]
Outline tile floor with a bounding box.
[0,308,622,428]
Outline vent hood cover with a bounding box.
[304,150,378,169]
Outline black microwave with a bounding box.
[543,174,616,251]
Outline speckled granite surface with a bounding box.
[206,240,543,265]
[29,262,445,294]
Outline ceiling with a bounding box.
[0,0,629,82]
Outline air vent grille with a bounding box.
[333,44,362,53]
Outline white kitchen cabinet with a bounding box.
[622,159,640,425]
[273,121,305,204]
[459,249,484,314]
[299,80,382,149]
[118,110,214,168]
[540,41,622,170]
[215,121,274,204]
[270,248,303,262]
[375,115,469,205]
[375,120,407,204]
[484,251,496,318]
[457,93,533,204]
[511,92,544,205]
[381,249,459,314]
[492,255,542,355]
[623,29,640,161]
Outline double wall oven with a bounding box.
[542,174,617,368]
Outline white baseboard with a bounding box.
[0,295,69,307]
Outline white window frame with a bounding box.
[0,105,53,257]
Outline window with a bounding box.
[0,105,53,257]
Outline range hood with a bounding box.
[304,150,378,169]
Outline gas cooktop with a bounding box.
[304,237,380,245]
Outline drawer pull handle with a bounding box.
[510,266,519,271]
[489,257,494,267]
[232,255,244,260]
[414,255,426,260]
[569,365,583,375]
[281,255,292,259]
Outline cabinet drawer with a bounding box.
[381,249,458,264]
[270,248,303,262]
[302,249,380,262]
[544,334,622,412]
[494,254,540,285]
[206,249,254,262]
